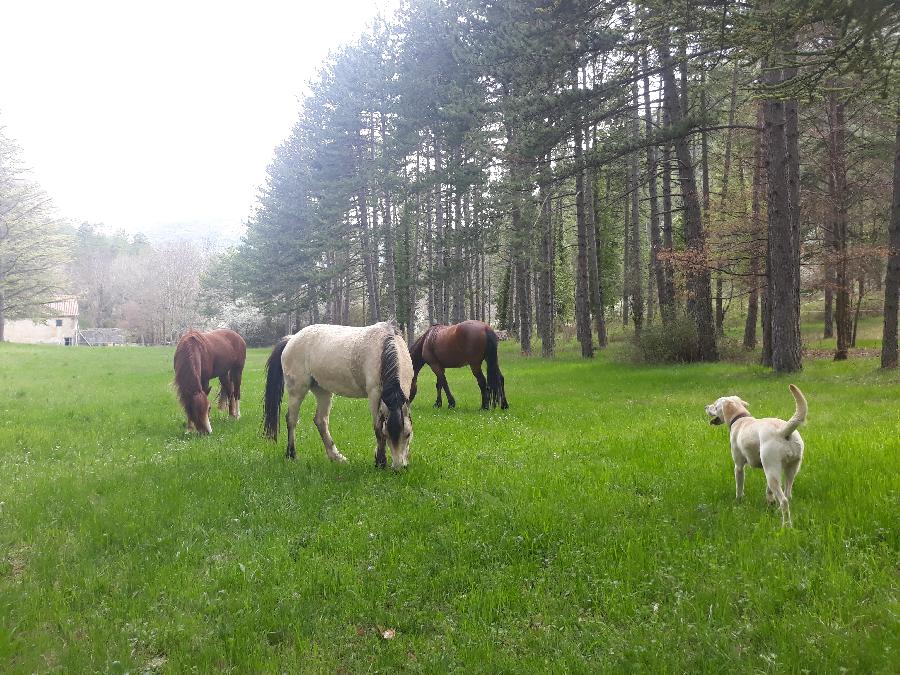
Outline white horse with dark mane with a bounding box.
[263,321,414,468]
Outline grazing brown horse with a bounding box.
[410,320,508,410]
[173,328,246,434]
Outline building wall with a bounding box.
[4,316,79,345]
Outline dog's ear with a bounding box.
[740,399,750,409]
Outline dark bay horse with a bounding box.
[410,320,508,410]
[174,328,246,434]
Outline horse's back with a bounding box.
[203,329,247,374]
[283,323,378,398]
[432,320,490,366]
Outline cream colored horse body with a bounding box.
[272,322,414,467]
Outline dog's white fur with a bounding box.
[705,385,807,527]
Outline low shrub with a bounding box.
[637,314,700,363]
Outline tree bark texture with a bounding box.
[659,38,717,361]
[763,58,802,372]
[827,92,852,360]
[573,80,594,358]
[881,117,900,368]
[629,74,643,338]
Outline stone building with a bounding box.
[3,296,79,345]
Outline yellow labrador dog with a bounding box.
[706,385,807,527]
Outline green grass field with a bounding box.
[1,337,898,672]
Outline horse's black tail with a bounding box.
[263,336,290,440]
[485,328,505,409]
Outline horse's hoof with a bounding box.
[501,402,509,410]
[448,401,456,409]
[433,402,442,409]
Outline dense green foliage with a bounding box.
[232,0,899,368]
[1,336,896,671]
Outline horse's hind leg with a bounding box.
[217,374,233,413]
[312,385,347,463]
[470,364,488,410]
[443,374,456,409]
[285,382,308,460]
[230,366,243,418]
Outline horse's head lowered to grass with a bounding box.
[379,331,414,468]
[174,332,213,434]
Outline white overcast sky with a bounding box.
[0,0,398,239]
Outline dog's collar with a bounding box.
[728,412,751,428]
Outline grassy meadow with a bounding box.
[0,331,898,672]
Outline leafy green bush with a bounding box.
[638,314,701,363]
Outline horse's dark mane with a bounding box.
[380,326,406,444]
[409,326,431,371]
[174,331,207,409]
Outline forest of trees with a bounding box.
[2,1,897,367]
[232,0,899,371]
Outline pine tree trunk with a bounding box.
[452,173,465,323]
[622,186,630,327]
[760,283,772,365]
[661,113,676,321]
[342,268,350,325]
[785,83,802,323]
[659,37,717,361]
[851,276,864,348]
[512,195,529,350]
[425,149,435,327]
[715,68,738,338]
[882,118,900,368]
[408,158,424,343]
[629,74,643,338]
[586,165,604,346]
[643,56,666,327]
[828,92,852,360]
[823,187,835,339]
[764,56,802,372]
[573,82,594,357]
[357,185,380,324]
[595,179,608,347]
[434,138,445,324]
[744,256,759,349]
[539,170,555,357]
[749,101,768,355]
[382,193,397,320]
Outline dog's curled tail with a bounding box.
[783,384,807,438]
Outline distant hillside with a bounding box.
[139,218,245,247]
